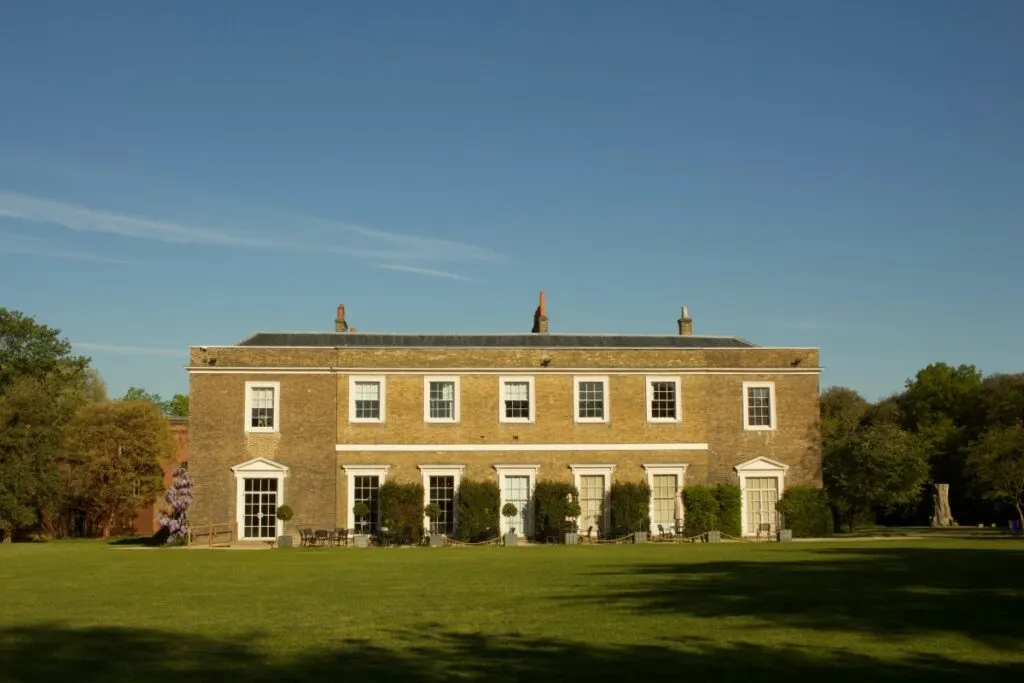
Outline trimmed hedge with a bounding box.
[610,482,651,532]
[683,484,742,537]
[683,486,718,535]
[532,481,579,540]
[379,481,424,544]
[456,478,501,542]
[776,485,834,538]
[714,483,742,537]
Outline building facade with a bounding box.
[187,296,821,541]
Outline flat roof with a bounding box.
[236,332,758,349]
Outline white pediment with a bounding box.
[231,457,290,475]
[734,456,789,473]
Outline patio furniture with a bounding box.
[315,529,330,547]
[299,528,315,548]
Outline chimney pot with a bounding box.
[335,304,349,333]
[678,305,693,336]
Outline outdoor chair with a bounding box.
[657,524,675,541]
[756,522,772,542]
[315,529,330,547]
[299,528,315,547]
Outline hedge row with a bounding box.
[455,478,500,542]
[776,485,834,537]
[610,482,651,532]
[532,481,580,540]
[378,481,424,544]
[682,484,742,537]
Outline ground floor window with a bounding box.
[651,474,678,530]
[579,475,605,535]
[502,475,529,535]
[353,475,380,533]
[243,477,278,539]
[745,476,780,535]
[429,475,456,534]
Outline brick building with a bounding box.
[187,295,821,542]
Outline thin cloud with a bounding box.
[0,191,503,273]
[375,263,478,281]
[73,342,185,357]
[0,241,141,265]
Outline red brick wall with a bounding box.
[132,418,189,535]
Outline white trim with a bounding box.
[244,380,280,433]
[645,375,682,423]
[189,367,821,376]
[348,375,386,424]
[423,375,461,423]
[232,457,289,541]
[418,464,465,534]
[573,375,610,424]
[494,464,540,537]
[341,464,390,531]
[642,463,689,535]
[734,457,788,537]
[498,375,536,424]
[335,442,709,452]
[742,381,777,431]
[570,464,615,536]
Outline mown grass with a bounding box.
[1,538,1022,682]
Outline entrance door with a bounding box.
[745,476,779,535]
[502,475,530,536]
[579,475,605,537]
[243,477,278,539]
[429,475,456,534]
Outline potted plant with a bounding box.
[352,501,371,547]
[424,503,443,547]
[564,499,582,545]
[275,505,294,548]
[501,502,519,547]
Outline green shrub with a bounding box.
[532,481,580,540]
[379,481,424,544]
[610,482,651,532]
[777,485,834,538]
[714,483,742,537]
[683,485,718,535]
[275,505,294,522]
[456,478,500,541]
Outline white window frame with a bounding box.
[342,464,390,530]
[418,464,465,534]
[498,375,536,424]
[423,376,461,424]
[642,463,689,535]
[573,375,610,424]
[646,376,682,423]
[244,380,280,433]
[348,375,386,424]
[742,381,777,431]
[231,457,289,540]
[494,464,540,537]
[569,463,615,536]
[734,457,789,537]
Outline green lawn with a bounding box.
[1,539,1023,682]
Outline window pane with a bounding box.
[250,387,275,428]
[242,477,278,539]
[747,386,772,427]
[650,381,676,419]
[503,381,530,419]
[429,381,455,420]
[578,381,605,419]
[353,475,381,532]
[428,475,456,534]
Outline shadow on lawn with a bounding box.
[575,545,1024,649]
[0,624,1019,683]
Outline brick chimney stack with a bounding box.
[532,291,549,334]
[677,305,693,336]
[335,304,349,333]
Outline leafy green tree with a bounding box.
[166,393,189,417]
[0,308,89,392]
[121,387,188,417]
[966,422,1024,529]
[823,423,929,531]
[62,400,174,537]
[819,386,869,441]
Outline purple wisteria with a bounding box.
[159,466,194,543]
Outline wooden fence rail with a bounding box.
[188,523,233,548]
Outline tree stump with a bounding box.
[931,483,955,527]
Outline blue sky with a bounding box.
[1,1,1021,402]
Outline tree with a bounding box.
[823,423,929,530]
[166,394,189,417]
[62,400,175,537]
[966,422,1024,528]
[159,466,194,544]
[121,387,188,417]
[0,308,89,392]
[819,386,869,441]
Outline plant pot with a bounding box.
[276,535,293,549]
[428,534,444,547]
[564,532,579,545]
[705,530,722,544]
[777,529,793,543]
[354,534,369,548]
[633,531,648,544]
[503,532,518,547]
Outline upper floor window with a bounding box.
[499,376,535,423]
[349,376,386,423]
[424,376,460,423]
[573,376,609,423]
[245,381,280,433]
[646,376,681,423]
[743,381,776,430]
